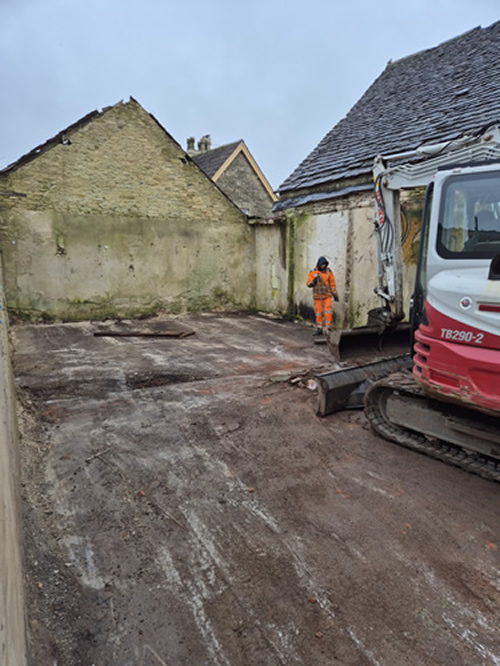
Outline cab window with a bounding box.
[437,170,500,258]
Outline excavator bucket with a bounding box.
[315,354,413,416]
[326,322,412,363]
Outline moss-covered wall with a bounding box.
[0,100,254,321]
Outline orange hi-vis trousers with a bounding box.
[314,296,333,329]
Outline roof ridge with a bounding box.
[387,21,500,69]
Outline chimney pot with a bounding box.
[197,135,211,152]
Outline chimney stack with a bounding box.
[197,135,211,152]
[187,135,212,155]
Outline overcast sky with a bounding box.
[1,1,499,190]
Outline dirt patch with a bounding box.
[12,313,500,665]
[125,371,207,389]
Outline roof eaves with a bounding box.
[273,182,373,212]
[278,163,373,195]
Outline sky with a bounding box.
[1,0,499,190]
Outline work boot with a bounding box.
[313,328,323,336]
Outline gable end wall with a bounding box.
[0,102,255,320]
[217,152,274,218]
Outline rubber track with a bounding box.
[365,371,500,483]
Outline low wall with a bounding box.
[0,264,27,665]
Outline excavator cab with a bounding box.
[412,163,500,416]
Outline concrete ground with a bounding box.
[11,312,500,665]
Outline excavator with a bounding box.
[316,125,500,482]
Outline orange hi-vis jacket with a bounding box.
[306,267,338,300]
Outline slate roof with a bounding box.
[192,140,277,204]
[277,21,500,210]
[192,141,242,178]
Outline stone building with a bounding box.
[0,98,256,320]
[190,137,277,219]
[275,21,500,328]
[189,138,287,315]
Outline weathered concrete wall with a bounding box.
[288,190,419,328]
[0,266,27,665]
[253,220,288,313]
[288,205,352,327]
[0,209,253,320]
[345,200,381,327]
[217,152,274,218]
[0,100,254,320]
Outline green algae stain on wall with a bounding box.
[0,99,255,322]
[284,210,310,316]
[347,298,366,329]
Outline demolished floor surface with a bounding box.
[12,312,500,665]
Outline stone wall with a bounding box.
[217,152,274,219]
[0,100,255,320]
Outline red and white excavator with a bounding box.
[317,125,500,481]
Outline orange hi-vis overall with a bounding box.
[306,267,338,330]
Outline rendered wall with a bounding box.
[0,266,27,665]
[253,220,288,313]
[0,100,254,321]
[291,206,352,328]
[289,190,418,329]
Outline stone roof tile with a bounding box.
[278,21,500,198]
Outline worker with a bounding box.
[306,256,339,335]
